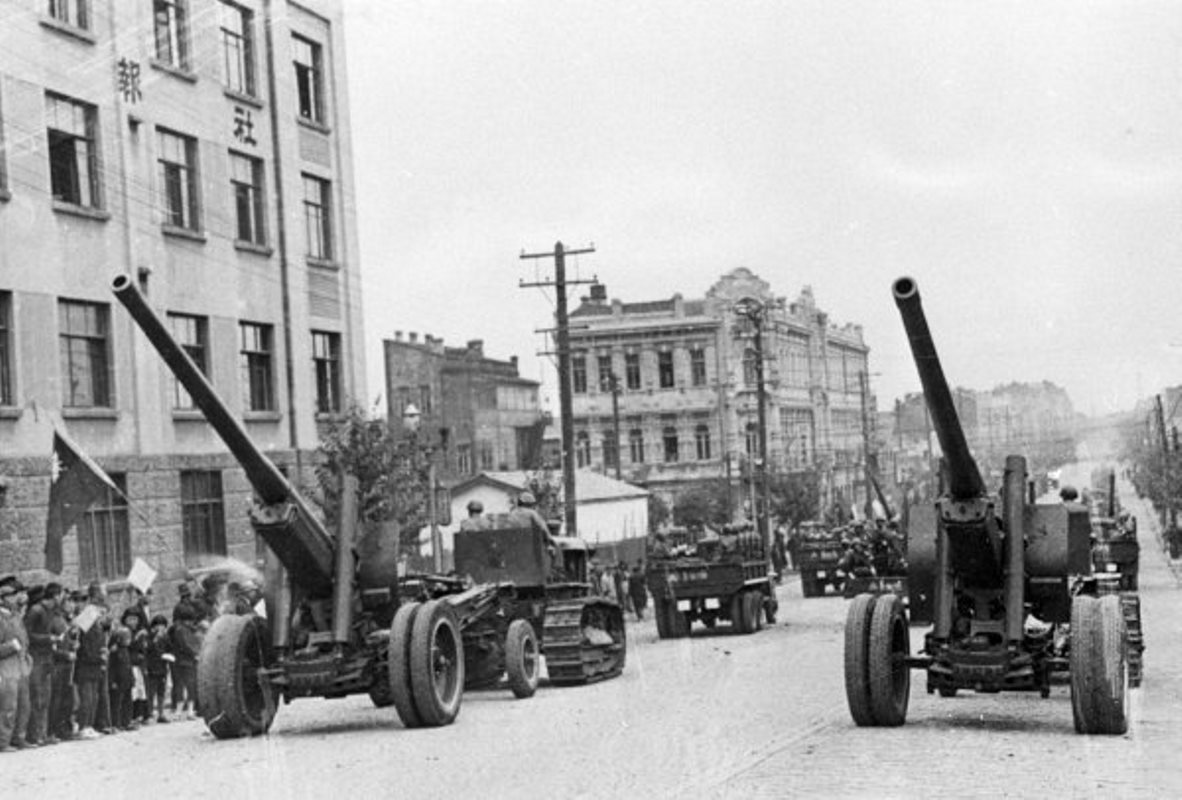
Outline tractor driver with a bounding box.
[510,491,560,559]
[459,499,489,532]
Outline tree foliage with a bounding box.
[647,493,671,533]
[766,471,821,528]
[672,480,732,530]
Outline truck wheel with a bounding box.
[505,619,540,699]
[668,603,690,638]
[844,593,877,726]
[654,598,670,639]
[197,614,275,739]
[867,594,909,726]
[1075,595,1129,735]
[389,602,424,728]
[730,593,748,633]
[408,600,465,727]
[1070,594,1097,734]
[747,592,763,633]
[801,573,816,598]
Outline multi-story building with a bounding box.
[566,267,873,513]
[384,333,547,481]
[0,1,365,590]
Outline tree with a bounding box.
[647,493,671,533]
[766,471,820,529]
[672,480,731,530]
[315,404,431,553]
[521,468,564,523]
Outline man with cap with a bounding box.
[459,499,489,532]
[509,491,559,554]
[0,575,32,751]
[24,582,63,745]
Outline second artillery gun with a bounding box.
[113,275,624,738]
[843,277,1141,735]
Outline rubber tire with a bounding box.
[667,602,690,639]
[801,574,817,598]
[747,592,763,633]
[389,602,424,729]
[1070,595,1096,734]
[730,593,749,634]
[654,598,670,639]
[197,614,275,739]
[505,619,540,699]
[867,594,910,726]
[1085,595,1130,735]
[408,600,465,727]
[844,593,877,726]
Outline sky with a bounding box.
[340,1,1182,417]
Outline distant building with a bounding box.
[565,267,872,515]
[0,1,365,591]
[384,334,547,480]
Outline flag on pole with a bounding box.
[45,428,117,574]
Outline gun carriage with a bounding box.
[843,277,1141,735]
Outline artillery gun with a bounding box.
[114,276,494,736]
[843,277,1140,735]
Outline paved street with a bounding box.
[9,466,1180,800]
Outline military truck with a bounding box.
[796,521,846,597]
[646,523,778,637]
[844,278,1143,735]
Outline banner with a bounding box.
[45,428,118,574]
[127,558,157,594]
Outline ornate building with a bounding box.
[566,268,873,513]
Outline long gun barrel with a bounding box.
[892,277,985,501]
[112,275,335,595]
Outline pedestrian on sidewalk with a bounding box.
[0,576,32,752]
[629,562,648,621]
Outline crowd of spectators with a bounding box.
[0,573,229,752]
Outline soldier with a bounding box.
[24,582,62,746]
[459,499,489,532]
[509,492,559,552]
[0,576,32,752]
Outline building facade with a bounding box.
[566,268,873,514]
[0,1,366,590]
[384,333,547,481]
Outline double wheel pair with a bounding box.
[844,593,910,727]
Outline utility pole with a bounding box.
[1154,394,1171,529]
[520,241,596,537]
[859,371,874,518]
[607,372,622,481]
[733,297,774,552]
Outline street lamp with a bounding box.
[402,402,443,573]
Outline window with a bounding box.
[220,2,255,95]
[292,35,324,123]
[456,444,472,476]
[58,299,111,408]
[154,0,189,70]
[49,0,90,29]
[575,431,591,467]
[78,473,129,581]
[302,174,332,259]
[479,441,494,471]
[312,330,341,414]
[239,321,274,411]
[663,427,679,462]
[46,93,101,209]
[745,421,759,458]
[695,424,711,461]
[597,355,614,392]
[0,293,11,406]
[572,356,587,394]
[628,429,645,464]
[602,433,618,472]
[690,347,706,387]
[181,470,226,560]
[158,128,199,230]
[168,312,208,410]
[658,351,674,388]
[625,353,640,390]
[230,152,265,245]
[419,384,432,414]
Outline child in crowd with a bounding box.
[144,615,172,723]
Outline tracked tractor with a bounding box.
[843,277,1142,735]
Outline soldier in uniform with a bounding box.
[509,492,559,553]
[459,499,489,532]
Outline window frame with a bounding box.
[312,330,342,414]
[0,292,12,406]
[157,127,200,231]
[628,428,645,464]
[153,0,190,70]
[694,423,711,461]
[302,173,332,260]
[662,426,679,463]
[575,430,591,468]
[219,1,255,96]
[239,321,275,412]
[658,350,674,388]
[48,0,90,31]
[230,150,266,245]
[292,34,324,123]
[624,352,641,390]
[46,92,101,209]
[572,356,587,394]
[690,347,706,387]
[167,312,208,410]
[180,470,227,561]
[58,299,111,408]
[78,473,129,581]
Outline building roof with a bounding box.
[449,470,650,503]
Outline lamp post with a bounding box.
[402,402,442,573]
